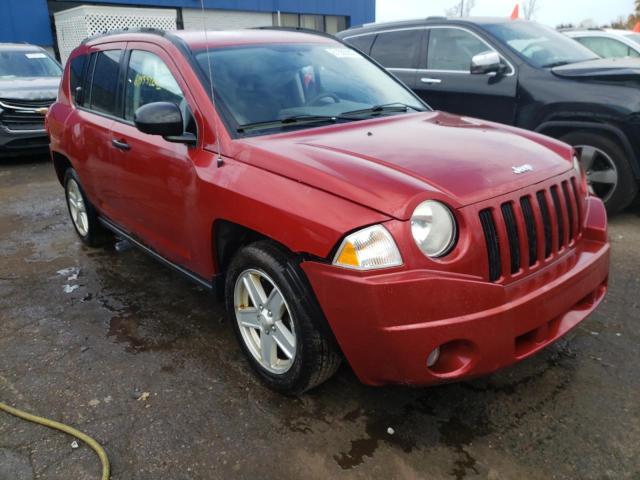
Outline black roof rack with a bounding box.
[80,27,172,45]
[253,26,337,40]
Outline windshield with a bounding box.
[0,50,62,79]
[484,21,599,68]
[623,33,640,46]
[195,43,426,135]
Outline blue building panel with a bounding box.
[0,0,54,46]
[0,0,375,48]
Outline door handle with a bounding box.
[420,77,443,85]
[111,139,130,151]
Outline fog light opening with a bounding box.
[426,347,441,368]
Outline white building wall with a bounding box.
[182,9,273,31]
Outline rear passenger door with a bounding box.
[109,43,200,267]
[416,26,518,124]
[72,45,125,220]
[366,29,424,89]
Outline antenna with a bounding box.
[199,0,224,167]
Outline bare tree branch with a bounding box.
[445,0,476,18]
[523,0,541,20]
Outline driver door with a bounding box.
[109,43,200,267]
[414,26,518,125]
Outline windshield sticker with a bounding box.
[325,48,360,58]
[25,53,47,59]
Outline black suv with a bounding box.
[338,18,640,213]
[0,44,62,157]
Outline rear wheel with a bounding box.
[225,241,341,394]
[560,131,638,214]
[64,169,108,246]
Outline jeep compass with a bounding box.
[46,29,610,394]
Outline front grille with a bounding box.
[0,99,51,131]
[0,98,54,108]
[479,176,582,282]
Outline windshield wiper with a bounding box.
[237,114,353,133]
[340,102,426,118]
[541,60,572,68]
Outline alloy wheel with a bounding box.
[66,179,89,237]
[575,144,618,203]
[233,269,297,374]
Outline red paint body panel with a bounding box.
[302,197,609,386]
[47,30,610,387]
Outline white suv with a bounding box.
[564,29,640,59]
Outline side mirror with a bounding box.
[470,51,505,75]
[134,102,197,145]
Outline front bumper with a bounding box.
[302,197,609,386]
[0,126,49,157]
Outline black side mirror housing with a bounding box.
[134,102,184,136]
[134,102,197,146]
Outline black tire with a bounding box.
[225,240,341,394]
[560,131,638,214]
[63,168,109,247]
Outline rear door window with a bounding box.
[370,29,421,68]
[88,50,123,116]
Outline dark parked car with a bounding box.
[0,44,62,157]
[47,29,609,394]
[338,18,640,213]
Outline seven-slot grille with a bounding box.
[479,177,582,282]
[0,99,52,131]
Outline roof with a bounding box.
[337,16,515,37]
[82,28,338,50]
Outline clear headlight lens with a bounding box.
[411,200,457,258]
[333,225,402,270]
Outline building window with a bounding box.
[272,13,348,33]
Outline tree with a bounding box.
[445,0,476,18]
[523,0,541,20]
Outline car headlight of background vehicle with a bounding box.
[411,200,457,258]
[333,225,402,270]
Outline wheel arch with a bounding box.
[51,151,73,186]
[535,120,640,178]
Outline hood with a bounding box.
[0,77,60,102]
[552,58,640,83]
[234,112,572,220]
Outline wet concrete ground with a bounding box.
[0,156,639,480]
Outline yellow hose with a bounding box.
[0,401,110,480]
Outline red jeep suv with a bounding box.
[46,28,610,394]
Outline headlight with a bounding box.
[572,153,590,193]
[333,224,402,270]
[411,200,457,258]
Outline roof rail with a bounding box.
[80,27,171,45]
[426,16,448,21]
[253,26,337,40]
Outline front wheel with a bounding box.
[560,131,638,214]
[225,241,341,394]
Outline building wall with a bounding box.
[3,0,375,49]
[182,8,272,31]
[0,0,54,46]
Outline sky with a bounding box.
[376,0,637,28]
